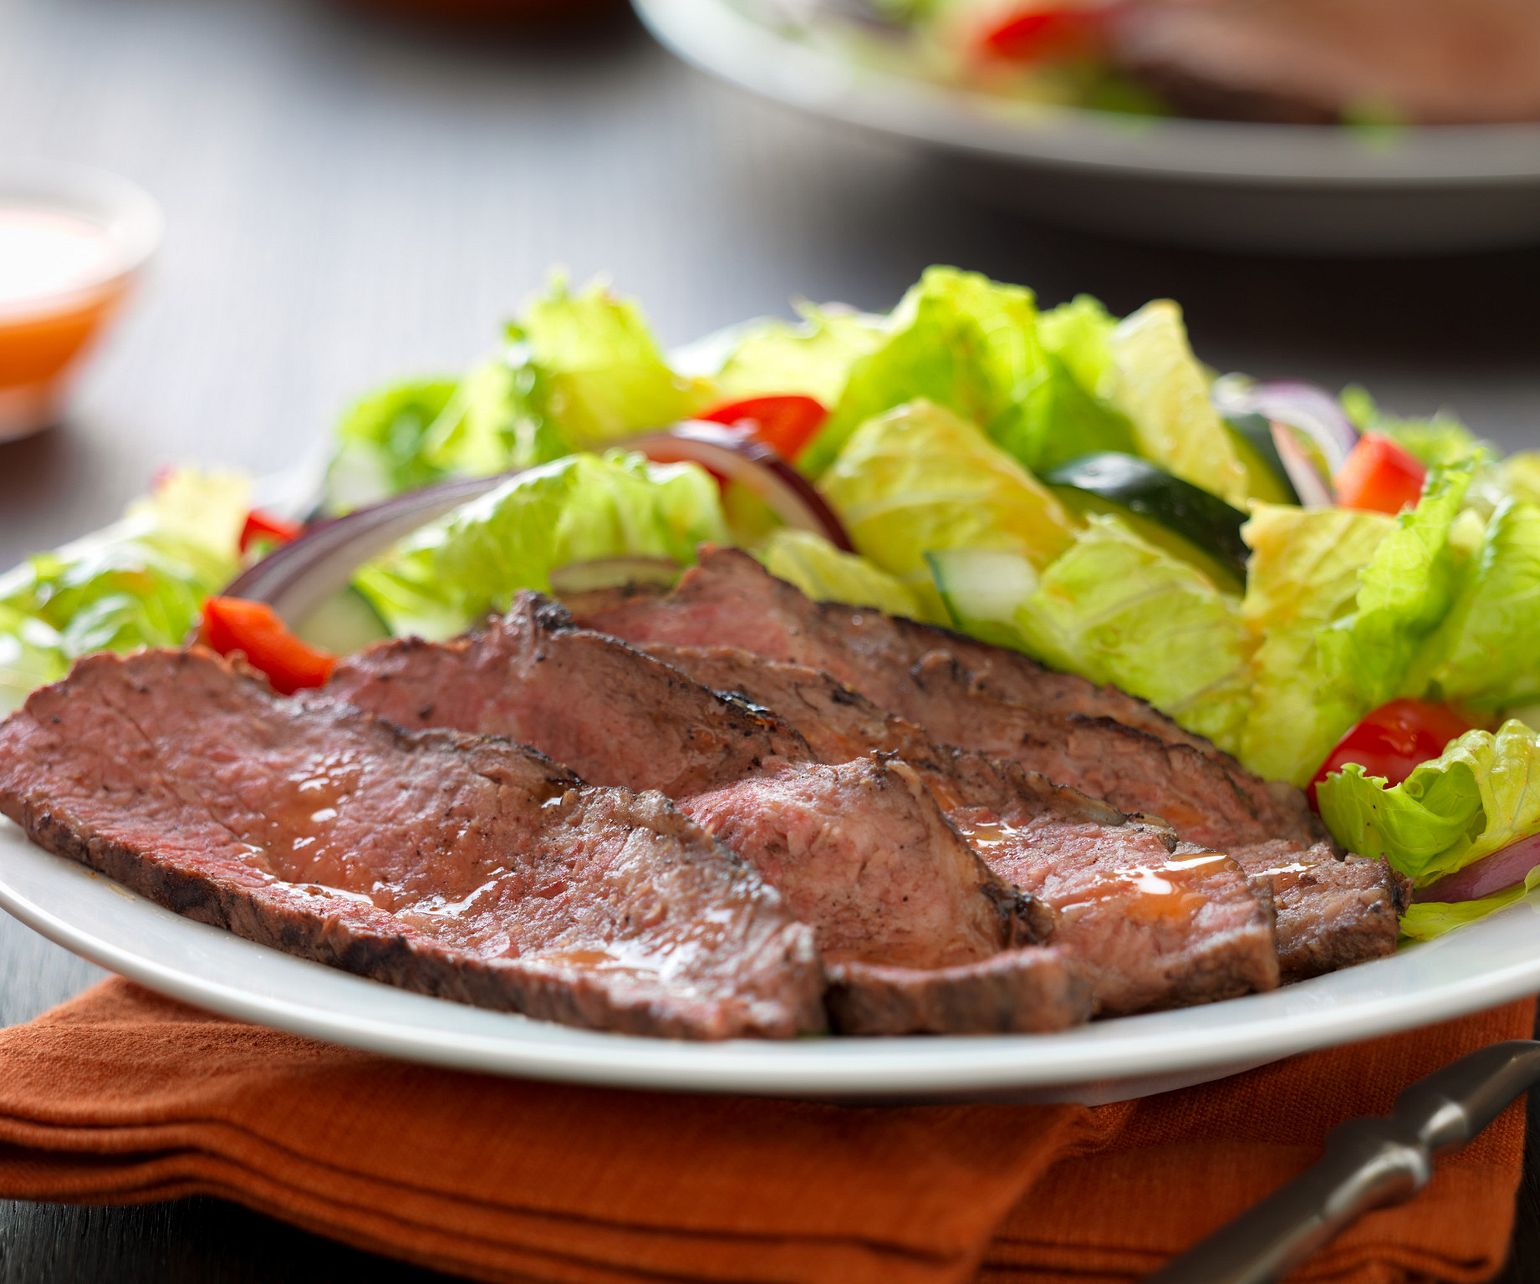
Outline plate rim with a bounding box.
[4,818,1539,1099]
[633,0,1540,188]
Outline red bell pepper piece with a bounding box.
[972,5,1105,65]
[700,394,829,462]
[1333,434,1428,515]
[199,597,336,695]
[239,508,304,556]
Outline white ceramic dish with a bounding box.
[4,817,1538,1103]
[633,0,1540,254]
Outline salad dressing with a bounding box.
[0,201,134,438]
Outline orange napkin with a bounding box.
[0,979,1529,1284]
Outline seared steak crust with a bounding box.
[328,596,810,797]
[0,650,825,1040]
[563,548,1318,848]
[649,644,1281,1014]
[335,608,1086,1035]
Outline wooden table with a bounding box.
[2,0,1539,1278]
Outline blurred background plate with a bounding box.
[633,0,1540,255]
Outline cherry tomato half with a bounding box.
[1310,698,1478,804]
[700,394,828,462]
[972,6,1105,66]
[1334,433,1427,515]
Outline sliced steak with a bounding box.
[0,649,824,1040]
[650,644,1280,1014]
[327,596,809,797]
[684,756,1089,1034]
[1229,840,1411,982]
[334,610,1087,1035]
[1107,0,1540,126]
[563,548,1318,849]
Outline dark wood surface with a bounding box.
[1,0,1539,1278]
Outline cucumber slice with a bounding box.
[1043,452,1249,590]
[295,587,390,654]
[1224,413,1299,505]
[924,548,1038,648]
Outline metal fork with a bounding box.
[1149,1040,1540,1284]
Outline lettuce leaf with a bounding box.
[325,378,459,512]
[514,278,711,447]
[819,400,1077,613]
[756,529,929,621]
[1417,498,1540,709]
[1315,456,1476,709]
[1318,720,1540,887]
[1105,301,1250,507]
[1340,385,1483,468]
[0,471,249,710]
[710,305,885,408]
[354,452,728,639]
[1237,504,1395,784]
[802,267,1051,474]
[1004,515,1253,747]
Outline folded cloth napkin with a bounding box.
[0,980,1529,1284]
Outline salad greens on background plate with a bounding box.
[4,264,1539,946]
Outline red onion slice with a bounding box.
[624,422,854,552]
[1214,378,1360,473]
[1270,422,1335,508]
[221,469,530,625]
[1421,831,1540,903]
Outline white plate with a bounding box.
[633,0,1540,254]
[4,817,1538,1103]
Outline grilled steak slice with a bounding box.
[326,596,810,797]
[650,644,1280,1013]
[1229,840,1411,982]
[0,649,824,1040]
[563,548,1317,848]
[334,609,1086,1035]
[685,756,1089,1034]
[1106,0,1540,127]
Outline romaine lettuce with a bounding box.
[0,471,249,711]
[1105,301,1250,507]
[756,529,928,621]
[710,305,885,408]
[819,400,1077,613]
[354,451,728,639]
[1005,515,1253,747]
[1318,720,1540,890]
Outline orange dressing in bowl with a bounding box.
[0,188,155,440]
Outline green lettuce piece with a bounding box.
[325,378,460,512]
[819,400,1077,613]
[1318,720,1540,887]
[1238,504,1395,784]
[1399,864,1540,941]
[1105,301,1250,507]
[354,452,728,639]
[1503,454,1540,506]
[757,529,929,621]
[1417,499,1540,708]
[515,278,711,448]
[710,305,886,408]
[0,470,249,710]
[1340,386,1483,468]
[802,267,1051,475]
[0,607,67,713]
[1039,294,1115,396]
[1316,457,1476,709]
[1004,515,1253,748]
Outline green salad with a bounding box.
[5,266,1539,939]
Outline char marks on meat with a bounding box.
[0,650,825,1040]
[333,608,1089,1034]
[564,548,1318,850]
[650,644,1280,1014]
